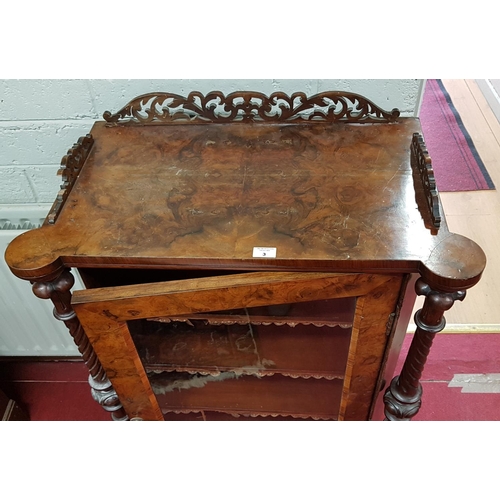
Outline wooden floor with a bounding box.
[410,79,500,332]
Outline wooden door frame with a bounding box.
[71,271,407,421]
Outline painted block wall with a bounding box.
[0,79,424,208]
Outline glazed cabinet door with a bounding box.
[71,271,407,421]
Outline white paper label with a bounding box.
[252,247,277,258]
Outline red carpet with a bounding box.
[1,333,499,420]
[419,79,495,192]
[395,333,500,421]
[0,361,109,421]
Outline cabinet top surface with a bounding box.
[6,118,485,289]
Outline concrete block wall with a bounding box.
[0,79,424,207]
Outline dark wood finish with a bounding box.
[162,411,320,421]
[339,274,405,421]
[411,133,441,229]
[31,270,127,421]
[383,278,466,420]
[47,134,94,225]
[370,274,417,420]
[147,296,355,328]
[4,90,486,421]
[72,272,404,420]
[150,372,344,420]
[72,272,392,319]
[130,320,352,379]
[103,90,400,124]
[5,114,485,292]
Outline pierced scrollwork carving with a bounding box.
[46,134,94,225]
[103,91,400,125]
[411,132,441,228]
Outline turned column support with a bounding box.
[32,269,128,421]
[383,278,466,421]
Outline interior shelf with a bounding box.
[162,411,322,421]
[148,371,343,420]
[130,319,352,380]
[148,297,355,328]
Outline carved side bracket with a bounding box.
[46,134,94,225]
[103,91,400,125]
[411,132,441,228]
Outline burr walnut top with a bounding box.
[6,117,485,290]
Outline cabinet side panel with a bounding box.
[370,274,417,420]
[72,305,164,421]
[339,275,405,421]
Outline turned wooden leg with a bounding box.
[383,278,466,421]
[32,269,128,421]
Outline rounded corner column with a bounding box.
[383,278,466,421]
[31,268,128,421]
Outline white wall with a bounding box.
[0,79,424,207]
[0,79,424,356]
[476,79,500,127]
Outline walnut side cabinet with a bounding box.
[5,90,486,421]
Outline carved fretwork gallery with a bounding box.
[5,90,485,421]
[47,134,94,225]
[103,91,401,124]
[411,132,441,229]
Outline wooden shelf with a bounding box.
[130,319,351,380]
[149,371,343,420]
[162,411,322,421]
[130,295,353,420]
[148,296,355,328]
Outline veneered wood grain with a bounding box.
[4,99,486,421]
[71,307,164,421]
[370,274,417,420]
[5,95,487,422]
[130,320,352,379]
[5,119,485,290]
[72,271,401,420]
[149,372,344,420]
[338,274,405,421]
[148,295,356,328]
[72,271,394,321]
